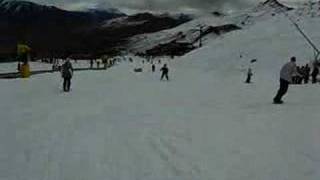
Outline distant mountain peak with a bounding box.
[0,0,46,9]
[0,0,125,17]
[260,0,294,11]
[0,0,58,14]
[253,0,294,13]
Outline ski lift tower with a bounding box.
[192,24,206,48]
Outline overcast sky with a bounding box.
[29,0,306,14]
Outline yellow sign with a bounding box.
[21,63,31,78]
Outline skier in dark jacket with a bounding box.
[152,64,156,72]
[160,64,169,81]
[311,64,319,84]
[17,62,21,72]
[245,67,253,83]
[97,60,100,69]
[90,60,94,69]
[304,64,311,84]
[273,57,299,104]
[61,60,73,92]
[297,66,303,84]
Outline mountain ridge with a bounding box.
[0,0,191,58]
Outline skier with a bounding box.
[273,57,299,104]
[304,64,311,84]
[97,60,100,69]
[52,63,55,72]
[311,63,319,84]
[103,59,108,69]
[292,66,300,84]
[17,62,21,72]
[245,67,253,83]
[152,64,156,72]
[160,64,169,81]
[297,66,303,84]
[61,59,73,92]
[90,60,93,69]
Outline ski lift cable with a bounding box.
[279,7,320,56]
[291,20,320,55]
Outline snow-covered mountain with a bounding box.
[126,0,295,56]
[102,13,191,29]
[127,15,239,55]
[0,0,58,13]
[0,0,124,17]
[0,0,125,22]
[0,0,125,57]
[0,0,318,59]
[0,0,192,58]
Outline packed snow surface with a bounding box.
[1,14,320,180]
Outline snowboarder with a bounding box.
[273,57,299,104]
[61,59,73,92]
[160,64,169,81]
[245,67,253,83]
[152,64,156,72]
[311,64,319,84]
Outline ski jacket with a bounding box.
[61,61,73,78]
[247,68,253,76]
[161,67,169,74]
[312,67,319,77]
[280,62,298,82]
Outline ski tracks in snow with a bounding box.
[147,129,202,179]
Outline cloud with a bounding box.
[29,0,294,13]
[64,1,113,11]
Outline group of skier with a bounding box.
[59,57,170,92]
[146,61,170,81]
[273,57,319,104]
[291,64,319,84]
[89,59,118,69]
[41,54,320,105]
[243,56,319,104]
